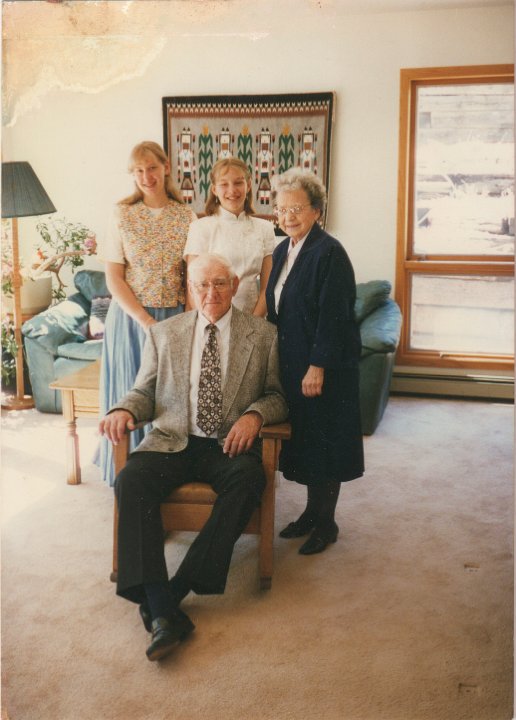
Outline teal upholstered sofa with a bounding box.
[22,271,401,434]
[22,270,110,414]
[355,280,402,434]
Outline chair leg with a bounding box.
[110,435,129,582]
[110,498,119,583]
[259,437,277,590]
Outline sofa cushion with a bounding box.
[74,270,110,302]
[354,281,392,323]
[57,339,103,361]
[22,300,89,351]
[360,299,402,356]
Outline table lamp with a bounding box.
[2,161,57,410]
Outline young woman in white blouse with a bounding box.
[184,157,275,316]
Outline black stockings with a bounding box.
[299,481,341,529]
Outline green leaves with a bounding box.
[34,216,97,303]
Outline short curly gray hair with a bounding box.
[271,168,327,215]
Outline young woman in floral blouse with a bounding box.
[99,141,196,485]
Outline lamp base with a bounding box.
[1,393,35,411]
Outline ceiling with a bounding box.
[324,0,512,10]
[38,0,514,10]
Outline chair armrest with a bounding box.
[112,422,292,479]
[113,435,130,477]
[259,422,291,485]
[360,299,402,356]
[259,422,291,441]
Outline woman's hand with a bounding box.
[143,315,158,332]
[301,365,324,397]
[106,261,157,330]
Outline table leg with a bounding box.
[61,389,81,485]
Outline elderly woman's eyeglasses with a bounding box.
[192,279,231,292]
[273,204,311,217]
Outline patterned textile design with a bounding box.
[196,324,222,435]
[198,126,214,202]
[119,200,193,307]
[163,92,334,223]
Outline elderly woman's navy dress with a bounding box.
[266,223,364,485]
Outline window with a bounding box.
[395,65,514,371]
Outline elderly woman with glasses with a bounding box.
[265,168,364,555]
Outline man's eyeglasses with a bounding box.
[273,204,312,217]
[192,279,232,292]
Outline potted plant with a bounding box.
[1,314,18,391]
[32,216,97,303]
[1,216,97,392]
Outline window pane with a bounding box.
[410,274,514,354]
[414,83,514,256]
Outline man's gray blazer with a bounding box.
[111,306,288,454]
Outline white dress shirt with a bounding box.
[188,307,232,437]
[274,235,308,312]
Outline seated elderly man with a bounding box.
[100,253,287,662]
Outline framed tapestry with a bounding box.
[162,92,335,223]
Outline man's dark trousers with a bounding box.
[114,435,266,604]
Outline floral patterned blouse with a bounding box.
[103,199,196,307]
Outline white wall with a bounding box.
[2,1,513,290]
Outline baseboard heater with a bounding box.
[391,371,514,402]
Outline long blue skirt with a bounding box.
[98,301,184,486]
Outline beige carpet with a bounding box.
[1,396,513,720]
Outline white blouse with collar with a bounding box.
[184,207,275,313]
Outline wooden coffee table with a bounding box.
[50,359,100,485]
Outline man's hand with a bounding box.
[223,411,263,458]
[99,410,136,445]
[301,365,324,397]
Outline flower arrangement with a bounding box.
[32,217,97,302]
[1,315,17,386]
[1,237,20,388]
[2,243,18,298]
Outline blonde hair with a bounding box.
[119,141,184,205]
[204,157,255,216]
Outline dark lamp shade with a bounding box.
[2,161,57,219]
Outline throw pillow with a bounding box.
[354,280,392,323]
[88,296,111,339]
[74,270,110,301]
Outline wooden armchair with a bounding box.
[110,423,291,590]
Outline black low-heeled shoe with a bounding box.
[279,516,315,539]
[298,523,339,555]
